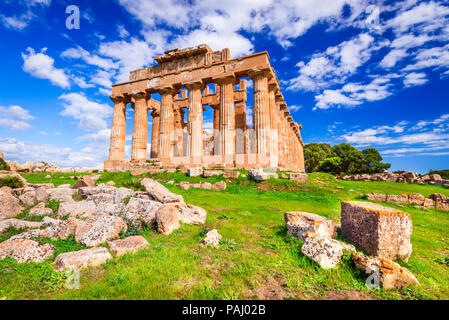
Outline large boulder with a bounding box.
[0,239,54,263]
[0,187,24,220]
[177,204,207,225]
[34,184,54,203]
[124,197,162,226]
[113,187,135,204]
[204,229,222,248]
[46,188,76,203]
[53,247,112,271]
[155,204,180,236]
[75,214,127,247]
[341,201,413,262]
[285,211,337,241]
[72,176,96,189]
[352,252,420,289]
[0,219,42,233]
[19,188,37,206]
[301,233,355,269]
[107,236,149,257]
[58,200,97,219]
[141,178,183,203]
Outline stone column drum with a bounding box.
[216,76,236,158]
[250,69,271,156]
[131,91,149,161]
[158,88,177,159]
[108,95,127,161]
[150,109,160,159]
[186,82,206,160]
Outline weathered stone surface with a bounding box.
[10,217,80,241]
[212,181,227,191]
[285,211,337,241]
[352,252,419,289]
[341,201,413,262]
[106,181,116,186]
[430,174,442,181]
[0,218,42,233]
[202,170,222,178]
[88,193,114,206]
[367,193,387,202]
[0,187,24,220]
[75,214,127,247]
[386,194,409,204]
[107,236,149,257]
[29,202,54,216]
[46,188,76,203]
[141,178,183,203]
[113,187,135,204]
[223,171,240,179]
[429,193,449,211]
[177,204,207,225]
[73,176,96,189]
[58,200,97,219]
[125,197,162,226]
[204,229,222,248]
[34,184,54,202]
[179,182,190,190]
[155,204,180,235]
[187,167,203,177]
[408,194,425,205]
[78,185,116,198]
[53,247,112,271]
[288,173,308,183]
[301,233,355,269]
[0,239,54,263]
[58,184,71,189]
[131,169,147,176]
[423,198,435,208]
[19,189,37,206]
[200,182,213,190]
[248,168,278,182]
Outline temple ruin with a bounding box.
[104,44,305,171]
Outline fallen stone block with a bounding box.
[366,193,387,202]
[341,201,412,262]
[53,247,112,271]
[288,173,308,183]
[202,170,223,178]
[178,204,207,225]
[187,167,203,177]
[212,181,227,191]
[285,211,337,241]
[0,187,24,220]
[156,204,180,236]
[58,201,97,219]
[408,194,425,205]
[141,178,184,203]
[429,193,449,211]
[29,202,54,216]
[223,171,240,179]
[73,176,96,189]
[125,197,162,226]
[107,236,149,257]
[0,239,54,263]
[46,188,76,203]
[352,252,420,289]
[75,214,127,247]
[0,219,42,233]
[386,194,408,204]
[200,182,213,190]
[179,182,190,190]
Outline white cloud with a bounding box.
[0,14,31,30]
[22,47,70,88]
[403,72,428,87]
[58,93,113,131]
[39,131,48,135]
[61,46,117,71]
[289,105,303,112]
[0,105,34,131]
[117,25,130,39]
[380,49,407,68]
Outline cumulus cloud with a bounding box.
[403,72,428,87]
[0,105,34,131]
[22,47,70,88]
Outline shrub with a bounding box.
[0,176,23,188]
[122,178,145,191]
[45,200,60,213]
[0,158,10,171]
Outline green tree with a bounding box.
[331,143,363,174]
[317,157,342,175]
[303,143,332,172]
[361,148,391,173]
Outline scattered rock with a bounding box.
[75,214,127,247]
[200,182,213,190]
[155,204,180,236]
[408,194,425,205]
[19,189,37,206]
[179,182,190,190]
[248,168,278,182]
[204,229,222,248]
[429,193,449,211]
[223,171,240,179]
[141,178,184,203]
[285,211,337,241]
[46,188,76,203]
[125,197,162,226]
[202,170,222,178]
[11,217,80,241]
[288,173,308,183]
[386,194,408,204]
[53,247,112,271]
[341,201,412,262]
[29,202,54,216]
[301,233,355,269]
[352,252,420,289]
[178,204,207,225]
[0,187,24,220]
[366,193,387,202]
[58,201,97,219]
[187,167,203,177]
[73,176,96,189]
[106,181,116,186]
[0,239,54,263]
[107,236,149,257]
[212,181,227,191]
[0,219,42,233]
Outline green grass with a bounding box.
[1,171,448,300]
[0,176,23,188]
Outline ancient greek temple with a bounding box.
[104,44,305,171]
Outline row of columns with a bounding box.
[108,69,304,170]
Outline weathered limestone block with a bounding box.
[386,194,408,204]
[53,247,112,271]
[285,211,337,241]
[113,187,135,204]
[46,188,76,203]
[367,193,387,202]
[202,170,223,178]
[106,181,116,186]
[125,197,162,226]
[141,178,183,203]
[107,236,149,257]
[204,229,222,248]
[423,198,435,208]
[212,181,227,191]
[178,204,207,225]
[75,214,127,247]
[10,217,80,241]
[58,184,71,188]
[248,168,277,182]
[179,182,191,190]
[34,184,54,203]
[58,200,97,219]
[0,239,54,263]
[288,173,308,183]
[352,252,419,289]
[73,176,96,189]
[301,233,355,269]
[88,193,113,206]
[0,187,24,220]
[200,182,213,190]
[0,219,42,233]
[78,185,116,198]
[155,204,180,236]
[19,189,37,206]
[131,169,147,176]
[429,193,449,211]
[408,194,425,205]
[223,171,240,179]
[187,167,203,177]
[341,201,413,262]
[29,202,54,216]
[430,174,442,181]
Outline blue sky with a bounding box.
[0,0,448,172]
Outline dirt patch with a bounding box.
[319,289,376,300]
[254,277,291,300]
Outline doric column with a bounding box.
[158,87,178,159]
[249,69,272,155]
[213,107,220,131]
[185,81,206,159]
[235,79,247,154]
[150,109,160,159]
[131,91,148,161]
[108,95,127,161]
[215,75,236,157]
[174,107,184,157]
[268,84,279,167]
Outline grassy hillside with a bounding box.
[1,171,448,300]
